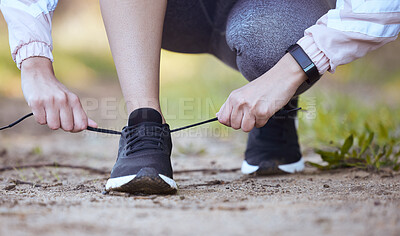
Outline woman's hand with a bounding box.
[21,57,98,132]
[217,53,307,132]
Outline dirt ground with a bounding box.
[0,96,399,236]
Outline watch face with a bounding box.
[287,44,319,85]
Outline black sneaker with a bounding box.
[105,108,177,194]
[241,99,304,175]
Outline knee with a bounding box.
[225,5,290,81]
[225,0,329,81]
[225,32,281,82]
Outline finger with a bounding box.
[67,94,89,132]
[71,106,88,132]
[88,118,98,128]
[59,106,74,131]
[230,106,243,130]
[216,102,225,119]
[255,117,269,128]
[253,105,272,128]
[241,112,256,132]
[32,106,47,125]
[217,100,232,127]
[46,106,60,130]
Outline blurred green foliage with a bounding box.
[298,90,400,147]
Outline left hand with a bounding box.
[217,53,308,132]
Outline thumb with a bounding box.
[88,118,98,128]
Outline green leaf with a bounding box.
[360,132,374,157]
[392,155,399,170]
[358,132,366,148]
[376,145,387,161]
[306,161,327,170]
[351,149,358,158]
[346,157,366,164]
[347,162,366,168]
[315,149,339,163]
[366,154,372,165]
[375,159,381,170]
[395,150,400,158]
[385,145,393,160]
[334,151,341,160]
[379,122,389,139]
[372,145,380,157]
[364,123,372,133]
[340,134,354,157]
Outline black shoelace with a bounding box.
[0,107,301,134]
[125,125,167,155]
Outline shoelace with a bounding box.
[125,125,166,155]
[0,107,301,134]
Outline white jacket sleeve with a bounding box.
[0,0,58,69]
[298,0,400,74]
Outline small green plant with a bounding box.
[47,167,60,182]
[307,127,400,172]
[13,167,27,181]
[176,142,207,156]
[32,146,42,155]
[32,168,44,182]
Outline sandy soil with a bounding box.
[0,96,399,236]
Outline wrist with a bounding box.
[277,53,308,88]
[21,57,54,74]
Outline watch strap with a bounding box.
[286,44,320,85]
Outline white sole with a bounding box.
[105,174,177,191]
[241,157,305,174]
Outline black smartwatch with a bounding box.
[286,44,320,85]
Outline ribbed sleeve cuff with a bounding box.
[297,36,330,75]
[13,41,54,69]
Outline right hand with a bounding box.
[20,57,98,132]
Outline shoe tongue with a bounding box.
[128,108,162,126]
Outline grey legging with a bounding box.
[162,0,335,94]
